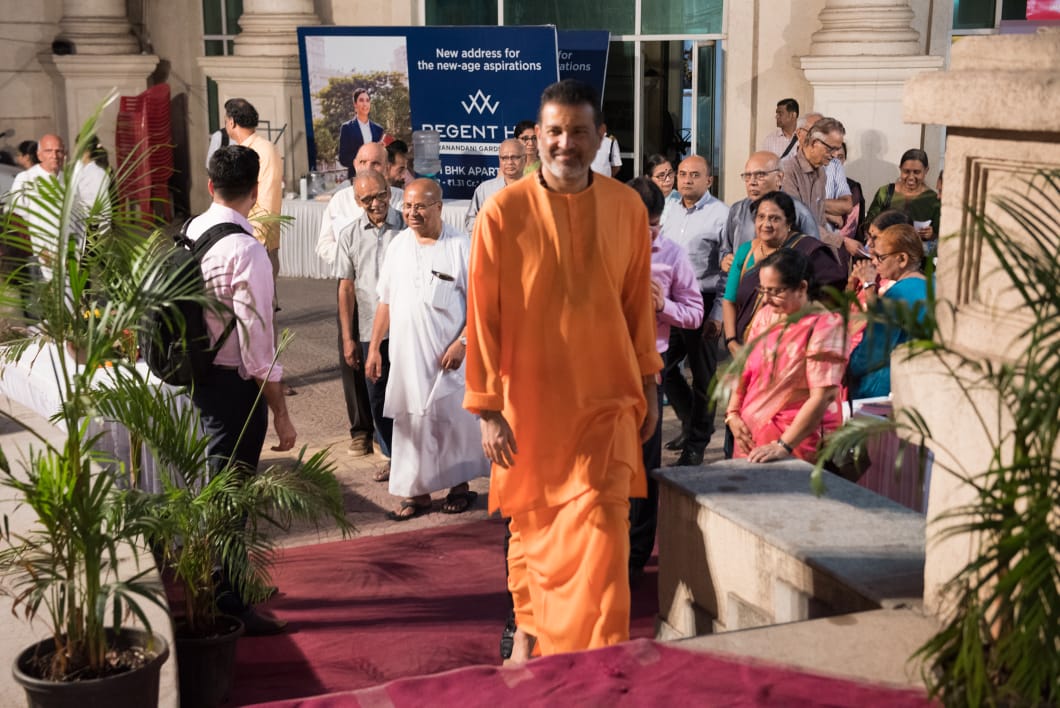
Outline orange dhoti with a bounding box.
[507,488,631,654]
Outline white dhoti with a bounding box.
[378,223,488,497]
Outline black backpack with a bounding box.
[139,220,245,386]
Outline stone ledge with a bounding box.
[656,460,925,638]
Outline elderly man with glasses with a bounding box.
[719,151,820,276]
[464,138,526,233]
[365,178,488,521]
[781,116,853,258]
[335,170,405,479]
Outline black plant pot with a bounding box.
[12,628,170,708]
[174,615,244,708]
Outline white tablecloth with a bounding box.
[280,198,472,280]
[0,340,195,494]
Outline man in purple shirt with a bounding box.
[627,176,703,578]
[186,145,295,635]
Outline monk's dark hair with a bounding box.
[627,177,665,220]
[750,190,797,230]
[538,79,602,127]
[209,145,259,201]
[759,248,820,300]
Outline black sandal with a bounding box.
[441,489,478,514]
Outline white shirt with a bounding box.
[316,184,404,265]
[9,163,62,280]
[591,136,622,176]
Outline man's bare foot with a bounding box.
[502,628,537,666]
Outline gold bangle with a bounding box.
[724,411,740,426]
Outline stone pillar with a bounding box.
[56,0,138,55]
[42,0,158,156]
[200,0,321,191]
[897,29,1060,616]
[234,0,320,57]
[798,0,943,193]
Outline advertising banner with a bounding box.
[297,26,559,199]
[557,30,611,100]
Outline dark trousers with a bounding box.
[662,293,718,454]
[630,385,664,570]
[191,367,269,615]
[337,286,374,442]
[359,340,393,457]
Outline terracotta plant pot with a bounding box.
[12,628,169,708]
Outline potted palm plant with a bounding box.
[110,368,351,708]
[0,101,183,705]
[812,168,1060,706]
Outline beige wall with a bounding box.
[721,0,823,202]
[0,2,62,152]
[315,0,417,26]
[141,1,212,214]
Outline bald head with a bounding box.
[354,142,388,176]
[403,178,443,238]
[498,138,526,181]
[676,155,712,206]
[37,134,66,175]
[743,151,783,199]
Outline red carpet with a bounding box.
[230,518,659,706]
[246,639,934,708]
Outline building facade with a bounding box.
[0,1,1042,215]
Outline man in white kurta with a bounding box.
[365,178,488,520]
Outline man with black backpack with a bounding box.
[186,144,295,635]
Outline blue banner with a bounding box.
[298,26,559,199]
[557,30,611,101]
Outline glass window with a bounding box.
[204,39,225,56]
[953,0,997,29]
[225,0,243,33]
[202,0,222,35]
[1001,0,1026,20]
[602,42,634,151]
[505,2,634,35]
[641,0,723,35]
[426,0,497,25]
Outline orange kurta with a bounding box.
[463,172,663,653]
[464,172,663,515]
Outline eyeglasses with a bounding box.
[813,138,843,156]
[403,201,441,213]
[357,191,390,206]
[740,169,779,183]
[498,154,524,161]
[652,170,675,181]
[872,252,897,262]
[518,135,538,143]
[755,285,790,297]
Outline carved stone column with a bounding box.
[43,0,157,154]
[57,0,139,55]
[233,0,320,57]
[798,0,943,193]
[897,29,1060,616]
[200,0,322,195]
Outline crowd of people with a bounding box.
[0,84,936,658]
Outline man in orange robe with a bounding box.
[463,79,663,659]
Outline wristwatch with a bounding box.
[459,335,467,346]
[776,439,794,454]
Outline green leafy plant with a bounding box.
[0,97,194,680]
[812,169,1060,706]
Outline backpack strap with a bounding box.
[187,221,251,351]
[780,134,799,159]
[882,183,895,211]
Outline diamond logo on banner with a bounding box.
[461,90,500,115]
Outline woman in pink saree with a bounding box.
[725,249,847,464]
